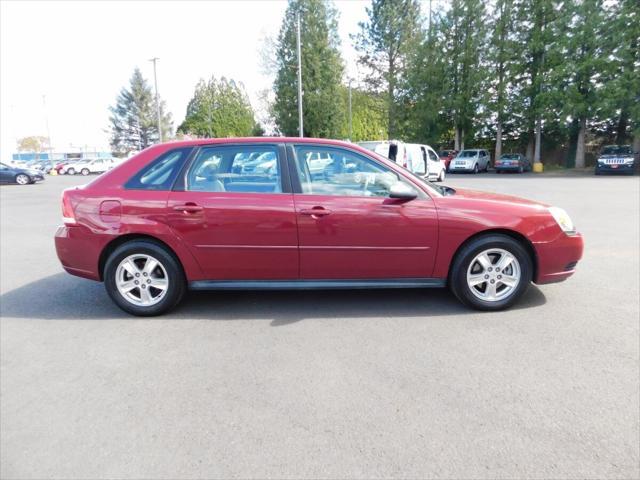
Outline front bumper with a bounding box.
[596,163,635,174]
[450,164,475,172]
[533,232,584,284]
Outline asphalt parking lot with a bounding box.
[1,172,638,479]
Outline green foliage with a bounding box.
[109,68,172,156]
[354,0,423,138]
[339,85,388,141]
[178,77,260,138]
[17,136,49,152]
[273,0,345,138]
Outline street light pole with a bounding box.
[296,12,304,137]
[149,57,162,142]
[42,95,52,158]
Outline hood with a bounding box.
[447,188,550,209]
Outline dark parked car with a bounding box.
[0,162,45,185]
[495,153,531,173]
[55,138,583,316]
[595,145,636,175]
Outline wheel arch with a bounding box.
[447,228,538,284]
[98,233,186,281]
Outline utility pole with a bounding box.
[348,78,353,140]
[149,57,162,142]
[42,95,52,158]
[296,12,304,137]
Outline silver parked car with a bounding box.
[450,149,491,173]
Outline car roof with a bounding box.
[165,137,357,148]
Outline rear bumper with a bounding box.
[495,165,523,171]
[55,225,105,281]
[533,232,584,284]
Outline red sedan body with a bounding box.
[55,138,583,313]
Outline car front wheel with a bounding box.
[15,174,30,185]
[104,240,186,316]
[449,234,532,311]
[473,163,479,174]
[81,168,90,176]
[67,168,76,175]
[437,169,445,182]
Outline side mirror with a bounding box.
[389,182,417,200]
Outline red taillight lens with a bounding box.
[62,191,76,225]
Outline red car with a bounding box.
[438,150,458,171]
[55,138,583,316]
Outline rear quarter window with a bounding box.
[125,148,192,190]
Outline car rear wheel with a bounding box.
[81,168,90,176]
[104,240,186,316]
[449,234,532,311]
[15,174,30,185]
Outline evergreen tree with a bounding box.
[340,85,388,141]
[442,0,488,150]
[354,0,423,138]
[273,0,345,138]
[109,68,172,156]
[178,77,260,138]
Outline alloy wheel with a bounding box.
[115,254,169,306]
[15,174,30,185]
[466,248,521,302]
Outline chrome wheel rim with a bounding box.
[16,174,29,185]
[115,254,169,306]
[466,248,521,302]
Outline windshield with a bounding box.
[458,150,478,158]
[601,145,632,155]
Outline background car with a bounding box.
[406,143,447,182]
[0,162,45,185]
[357,140,410,170]
[495,153,530,173]
[64,158,114,175]
[595,145,635,175]
[450,149,491,173]
[438,150,458,171]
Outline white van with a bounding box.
[358,140,446,182]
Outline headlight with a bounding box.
[548,207,575,234]
[624,158,634,164]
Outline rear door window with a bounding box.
[186,145,282,194]
[125,148,192,190]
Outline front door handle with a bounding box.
[173,203,203,213]
[300,207,332,218]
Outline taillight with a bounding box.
[62,190,76,225]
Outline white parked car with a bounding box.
[450,149,491,173]
[64,158,115,175]
[358,140,411,170]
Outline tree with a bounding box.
[17,136,49,153]
[340,85,388,141]
[553,0,608,168]
[178,77,261,138]
[109,68,172,156]
[601,0,640,153]
[487,0,519,160]
[442,0,488,150]
[273,0,345,138]
[400,9,449,145]
[354,0,423,138]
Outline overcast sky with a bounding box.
[0,0,375,159]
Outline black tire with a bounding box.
[104,240,186,316]
[67,167,76,175]
[449,234,533,311]
[473,163,479,174]
[81,168,90,176]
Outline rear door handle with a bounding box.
[173,203,203,213]
[300,207,332,217]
